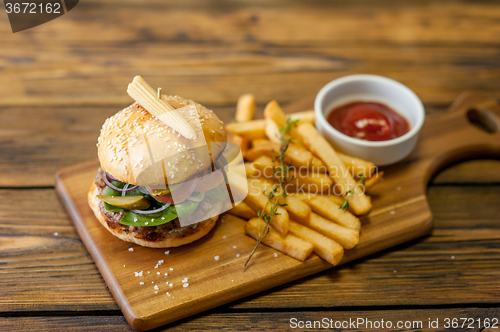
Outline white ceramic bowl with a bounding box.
[314,74,425,166]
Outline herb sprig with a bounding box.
[244,117,298,267]
[339,173,366,212]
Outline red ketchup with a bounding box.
[327,101,410,141]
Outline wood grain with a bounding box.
[1,1,500,186]
[1,185,499,312]
[52,92,499,330]
[1,308,499,331]
[1,0,500,330]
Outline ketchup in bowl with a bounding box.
[326,101,410,141]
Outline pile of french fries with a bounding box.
[226,94,384,266]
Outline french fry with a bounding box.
[229,111,314,137]
[227,133,249,153]
[264,118,280,143]
[288,220,344,266]
[364,171,384,190]
[325,194,345,206]
[291,110,315,124]
[296,122,372,215]
[251,138,271,148]
[245,218,314,262]
[229,174,289,234]
[264,100,303,144]
[235,93,255,122]
[251,155,333,193]
[284,195,311,223]
[228,201,257,220]
[305,196,361,231]
[244,162,260,178]
[247,177,311,223]
[226,119,267,140]
[336,152,376,178]
[245,179,289,235]
[291,193,348,211]
[299,213,359,249]
[244,142,316,168]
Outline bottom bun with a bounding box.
[88,183,219,248]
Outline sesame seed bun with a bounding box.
[97,95,227,186]
[88,182,219,248]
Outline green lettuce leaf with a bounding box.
[205,182,229,201]
[100,180,204,227]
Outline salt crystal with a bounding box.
[157,272,160,275]
[232,245,237,249]
[169,283,173,287]
[214,255,220,261]
[390,210,396,215]
[53,232,59,236]
[236,254,240,258]
[182,277,188,283]
[128,247,134,252]
[139,282,144,285]
[274,253,278,258]
[165,250,170,255]
[154,285,159,290]
[169,267,173,271]
[222,235,227,240]
[451,255,455,260]
[183,283,189,288]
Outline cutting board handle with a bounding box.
[423,91,500,185]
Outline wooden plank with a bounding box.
[0,185,499,313]
[432,159,500,184]
[0,1,500,107]
[1,308,499,331]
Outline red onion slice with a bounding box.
[130,203,170,215]
[121,183,129,197]
[102,172,139,193]
[106,172,125,183]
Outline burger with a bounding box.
[88,94,228,248]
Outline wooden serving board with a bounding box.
[55,92,500,331]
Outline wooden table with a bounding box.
[1,0,499,330]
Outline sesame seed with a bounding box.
[182,277,188,283]
[183,283,189,288]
